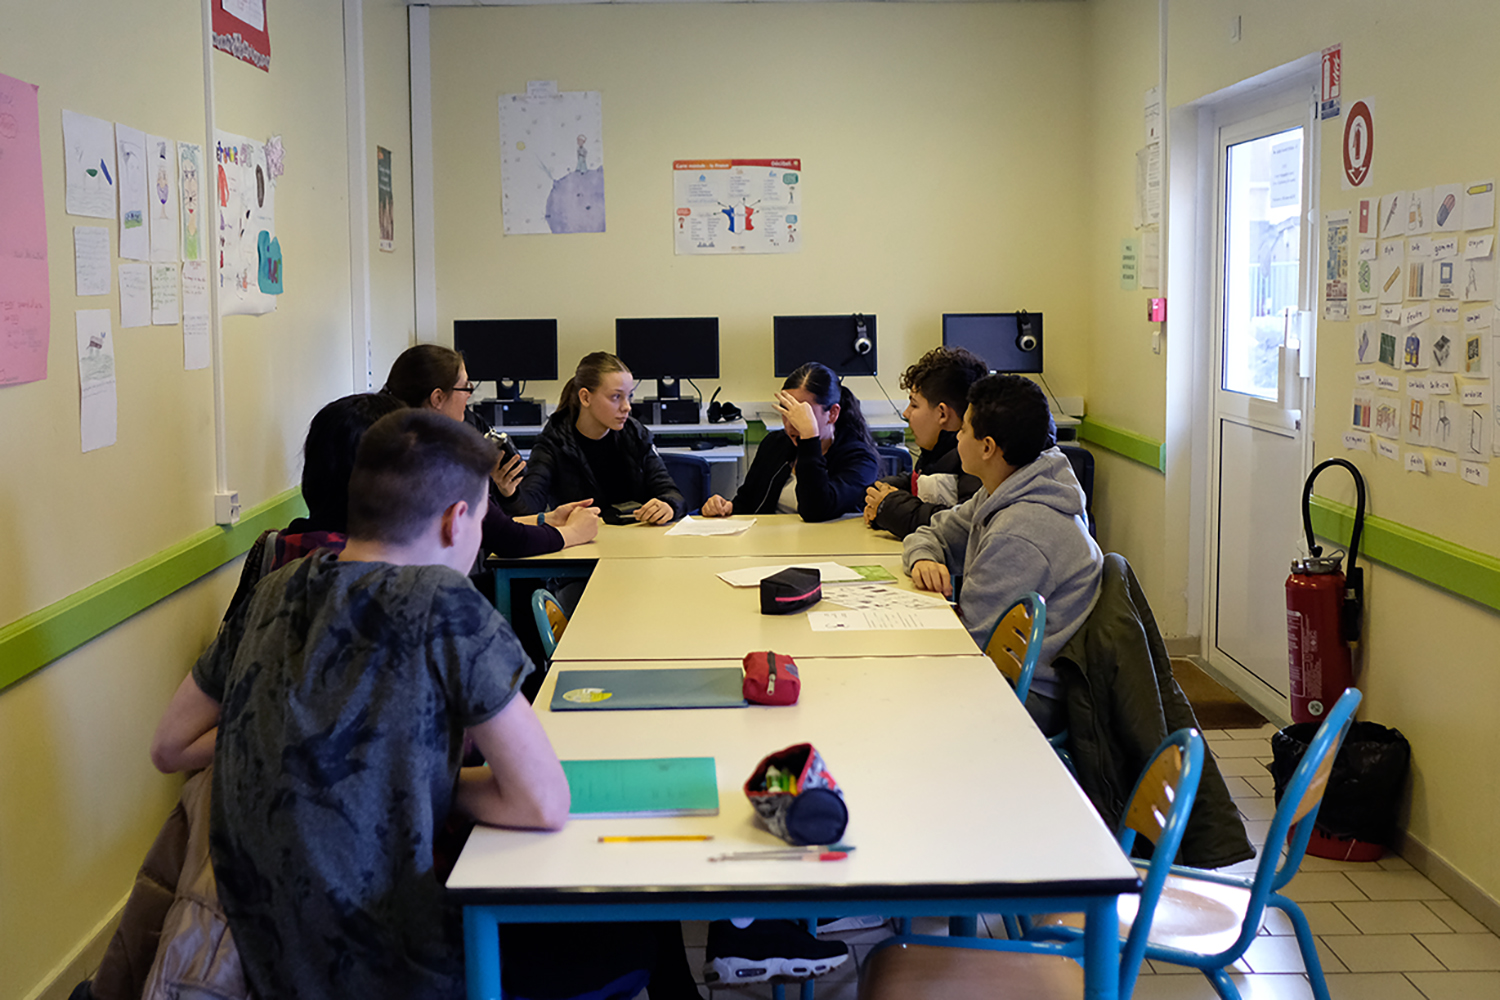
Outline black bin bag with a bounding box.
[1270,721,1411,853]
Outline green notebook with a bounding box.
[550,667,746,711]
[561,757,720,818]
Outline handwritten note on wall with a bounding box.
[0,73,50,386]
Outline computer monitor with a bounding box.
[614,317,720,400]
[941,312,1043,374]
[453,319,559,400]
[772,314,877,378]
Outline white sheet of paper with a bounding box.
[146,135,179,263]
[1433,454,1457,473]
[73,226,111,296]
[717,562,866,588]
[1405,451,1428,473]
[1378,240,1404,303]
[182,260,210,370]
[1434,183,1462,232]
[1379,191,1405,238]
[1376,438,1401,461]
[76,309,117,452]
[665,516,756,537]
[1407,187,1433,235]
[807,607,964,632]
[118,263,150,327]
[115,124,149,261]
[1465,180,1495,231]
[151,263,180,325]
[1343,431,1370,452]
[62,109,117,219]
[1461,461,1489,486]
[819,583,951,613]
[1464,256,1496,302]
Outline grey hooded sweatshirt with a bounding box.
[902,446,1102,699]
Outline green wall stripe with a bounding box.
[0,489,307,692]
[1309,496,1500,613]
[1077,418,1166,472]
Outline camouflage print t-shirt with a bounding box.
[194,550,531,1000]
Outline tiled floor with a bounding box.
[666,724,1500,1000]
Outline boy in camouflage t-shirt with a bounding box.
[152,410,570,1000]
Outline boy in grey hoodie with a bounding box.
[903,374,1102,733]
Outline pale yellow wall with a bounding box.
[1079,0,1181,628]
[426,3,1092,411]
[1154,0,1500,903]
[366,0,417,385]
[0,2,357,995]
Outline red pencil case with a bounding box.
[742,651,801,706]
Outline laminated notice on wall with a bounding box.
[674,159,800,255]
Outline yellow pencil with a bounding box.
[597,834,715,843]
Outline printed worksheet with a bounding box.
[807,608,964,632]
[819,583,952,613]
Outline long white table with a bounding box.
[552,554,980,661]
[450,656,1138,1000]
[486,514,904,618]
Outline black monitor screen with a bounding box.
[772,314,877,378]
[942,312,1043,374]
[614,317,720,380]
[453,319,559,383]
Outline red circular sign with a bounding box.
[1343,100,1374,187]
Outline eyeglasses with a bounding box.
[452,382,478,395]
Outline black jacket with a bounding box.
[869,431,983,539]
[731,429,879,522]
[1055,553,1254,869]
[504,411,686,520]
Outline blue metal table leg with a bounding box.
[464,906,501,1000]
[1082,896,1120,1000]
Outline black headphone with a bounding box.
[1016,310,1039,353]
[707,387,742,423]
[853,314,872,356]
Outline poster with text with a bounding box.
[498,90,604,235]
[212,0,270,72]
[0,74,49,386]
[674,159,801,256]
[215,130,278,316]
[377,146,393,252]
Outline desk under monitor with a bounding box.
[450,655,1139,1000]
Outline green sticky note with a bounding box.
[847,565,897,582]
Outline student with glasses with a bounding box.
[383,345,599,557]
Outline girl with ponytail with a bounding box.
[701,362,878,522]
[505,351,685,524]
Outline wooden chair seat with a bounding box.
[859,942,1083,1000]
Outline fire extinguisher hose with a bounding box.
[1300,458,1367,645]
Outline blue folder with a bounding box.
[549,667,747,711]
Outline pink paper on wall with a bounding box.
[0,73,50,386]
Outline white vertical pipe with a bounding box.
[201,0,228,493]
[345,0,372,389]
[409,4,437,344]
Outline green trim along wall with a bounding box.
[1310,496,1500,614]
[1077,417,1167,472]
[0,489,306,692]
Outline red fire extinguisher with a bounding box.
[1287,458,1366,723]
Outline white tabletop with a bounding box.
[448,656,1134,904]
[552,554,978,662]
[493,514,903,564]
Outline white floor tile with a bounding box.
[1416,932,1500,971]
[1377,856,1414,872]
[1229,725,1280,740]
[1245,774,1278,796]
[1294,902,1360,937]
[1218,756,1276,777]
[1223,776,1262,798]
[1346,871,1449,902]
[1404,970,1500,999]
[1322,972,1427,1000]
[1282,872,1369,903]
[1238,796,1279,821]
[1319,934,1445,973]
[1425,900,1490,935]
[1133,973,1318,1000]
[1336,900,1454,935]
[1299,855,1381,873]
[1242,934,1345,974]
[1214,740,1278,758]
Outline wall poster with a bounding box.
[674,159,800,256]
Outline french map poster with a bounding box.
[674,159,800,256]
[499,90,604,235]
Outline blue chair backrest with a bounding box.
[660,452,712,513]
[531,589,567,660]
[1058,443,1096,537]
[876,444,913,480]
[1117,727,1206,999]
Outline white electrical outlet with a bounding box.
[215,491,241,526]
